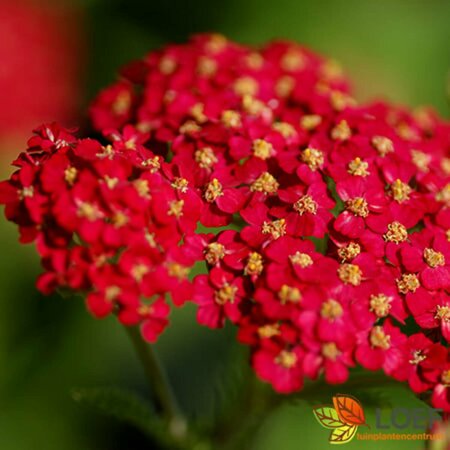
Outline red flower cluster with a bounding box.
[0,123,203,342]
[1,34,449,409]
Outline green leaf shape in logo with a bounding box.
[329,424,358,445]
[313,406,345,429]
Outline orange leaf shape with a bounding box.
[332,394,366,426]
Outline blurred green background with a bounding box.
[0,0,449,449]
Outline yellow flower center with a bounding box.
[372,135,394,157]
[330,91,356,111]
[441,158,450,176]
[77,201,102,221]
[262,219,286,240]
[205,33,227,53]
[331,120,351,141]
[346,197,369,217]
[171,177,189,193]
[435,184,450,206]
[338,263,362,286]
[281,49,305,71]
[338,242,361,262]
[293,195,318,215]
[275,76,295,97]
[141,156,160,172]
[204,242,226,265]
[321,59,344,81]
[204,178,224,203]
[389,179,412,203]
[396,274,420,294]
[273,122,296,138]
[244,252,264,276]
[112,91,131,115]
[179,120,201,135]
[384,221,408,244]
[112,211,129,228]
[278,285,302,304]
[221,110,241,128]
[142,232,156,249]
[435,305,450,322]
[441,370,450,386]
[424,248,445,268]
[96,144,115,160]
[409,350,426,365]
[245,52,264,70]
[258,323,280,339]
[289,252,313,268]
[234,76,258,97]
[300,114,322,131]
[168,199,184,218]
[190,103,207,123]
[275,350,298,369]
[137,304,154,316]
[250,172,279,195]
[215,284,238,305]
[322,343,340,361]
[136,121,152,133]
[105,285,121,302]
[134,179,150,198]
[369,294,392,318]
[301,148,324,171]
[195,147,218,169]
[124,139,136,150]
[370,326,391,349]
[159,56,177,74]
[103,176,119,189]
[131,264,149,282]
[252,139,274,160]
[242,95,266,116]
[411,149,430,173]
[321,299,344,320]
[166,262,190,281]
[197,56,217,77]
[64,167,78,185]
[413,107,434,130]
[19,186,34,199]
[396,123,417,141]
[348,157,369,177]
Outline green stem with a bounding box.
[125,326,187,441]
[215,370,402,449]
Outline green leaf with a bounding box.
[306,235,329,255]
[329,424,358,444]
[325,176,345,217]
[71,386,177,448]
[349,388,391,409]
[313,406,345,429]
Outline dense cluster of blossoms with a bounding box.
[1,34,449,410]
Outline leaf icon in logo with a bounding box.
[313,406,345,429]
[329,424,358,444]
[332,394,367,426]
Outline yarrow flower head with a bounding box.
[1,34,449,410]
